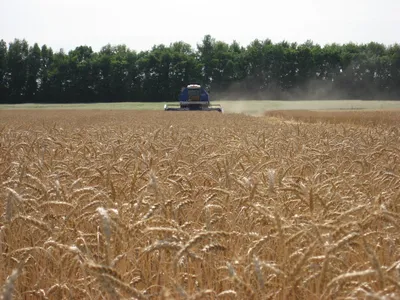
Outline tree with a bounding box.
[0,40,8,103]
[1,36,400,103]
[25,43,41,101]
[197,34,216,87]
[7,39,29,103]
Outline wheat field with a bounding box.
[1,109,400,300]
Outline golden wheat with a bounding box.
[0,109,400,299]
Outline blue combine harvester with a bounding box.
[164,84,223,113]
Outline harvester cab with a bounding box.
[164,84,223,112]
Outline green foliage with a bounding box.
[0,36,399,103]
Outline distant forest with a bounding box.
[0,35,399,103]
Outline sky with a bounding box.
[1,0,399,53]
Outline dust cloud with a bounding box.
[210,72,395,115]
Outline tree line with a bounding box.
[0,35,399,103]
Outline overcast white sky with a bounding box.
[1,0,399,52]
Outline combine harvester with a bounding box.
[164,84,223,113]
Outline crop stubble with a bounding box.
[0,109,400,299]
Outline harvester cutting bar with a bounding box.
[164,102,223,112]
